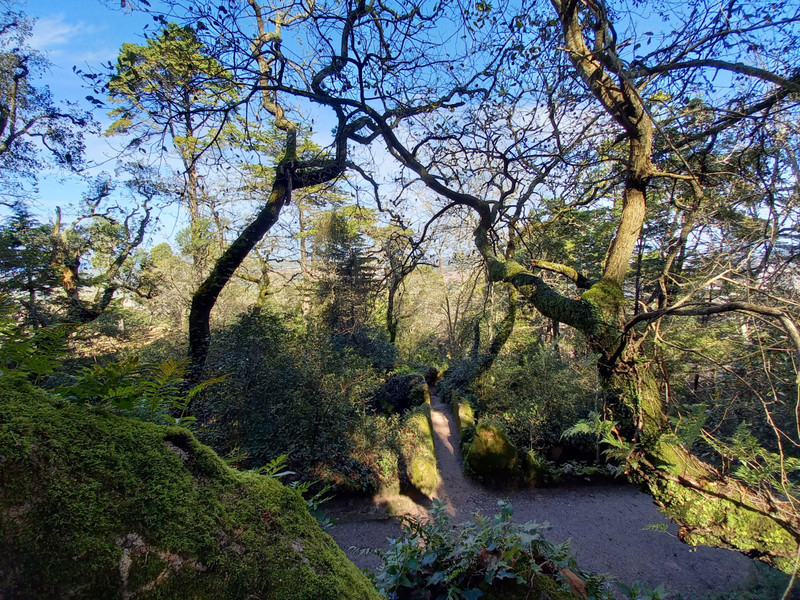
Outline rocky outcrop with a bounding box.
[0,387,381,600]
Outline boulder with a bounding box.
[451,390,476,448]
[0,387,381,600]
[370,373,426,414]
[464,421,518,485]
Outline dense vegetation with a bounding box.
[1,0,800,596]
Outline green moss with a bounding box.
[451,390,476,446]
[409,382,431,406]
[464,421,518,484]
[0,387,381,599]
[519,450,543,487]
[487,258,527,282]
[581,279,624,313]
[642,440,798,573]
[399,404,440,496]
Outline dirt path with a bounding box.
[328,388,769,597]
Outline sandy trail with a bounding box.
[328,387,767,597]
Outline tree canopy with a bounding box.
[1,0,800,581]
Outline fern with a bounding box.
[59,356,226,426]
[562,411,615,441]
[0,295,68,385]
[671,403,707,448]
[703,423,800,496]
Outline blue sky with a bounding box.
[21,1,158,219]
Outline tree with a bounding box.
[106,22,236,271]
[0,206,59,325]
[126,0,478,382]
[47,169,162,323]
[0,9,90,206]
[312,206,379,336]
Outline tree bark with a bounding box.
[188,175,287,384]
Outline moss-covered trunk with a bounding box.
[589,289,799,571]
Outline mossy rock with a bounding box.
[399,405,440,497]
[0,387,381,600]
[370,373,426,414]
[519,449,544,487]
[451,390,476,444]
[464,421,518,485]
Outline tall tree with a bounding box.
[0,207,58,325]
[106,22,235,270]
[280,0,800,567]
[312,206,379,335]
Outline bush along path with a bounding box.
[328,386,784,598]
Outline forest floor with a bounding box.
[327,387,780,598]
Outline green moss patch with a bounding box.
[399,404,440,497]
[647,468,797,572]
[464,421,519,485]
[0,387,381,599]
[451,390,476,439]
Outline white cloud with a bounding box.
[29,14,103,51]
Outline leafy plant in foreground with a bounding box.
[253,453,336,529]
[0,295,67,385]
[370,499,612,600]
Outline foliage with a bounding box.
[0,10,90,202]
[703,423,800,503]
[196,307,387,491]
[313,207,382,338]
[57,356,225,426]
[252,453,336,530]
[332,326,397,371]
[371,372,427,414]
[0,208,60,324]
[0,296,67,385]
[562,412,633,466]
[371,499,610,600]
[474,331,598,455]
[617,582,667,600]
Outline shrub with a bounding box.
[195,308,385,492]
[371,499,609,600]
[473,336,597,458]
[370,372,426,414]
